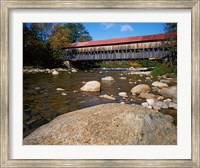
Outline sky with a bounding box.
[83,23,165,41]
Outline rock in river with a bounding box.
[118,92,128,97]
[100,94,115,100]
[152,81,168,88]
[159,86,177,99]
[23,103,176,145]
[52,70,59,75]
[80,81,101,92]
[101,76,115,81]
[131,84,150,95]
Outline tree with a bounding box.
[48,24,71,49]
[23,23,93,68]
[64,23,92,43]
[163,23,177,64]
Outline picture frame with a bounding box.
[0,0,199,167]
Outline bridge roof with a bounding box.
[65,33,176,49]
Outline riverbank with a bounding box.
[23,67,177,138]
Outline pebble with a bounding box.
[118,92,128,97]
[35,87,41,90]
[61,92,67,96]
[56,88,65,91]
[119,77,127,80]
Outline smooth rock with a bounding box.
[131,84,150,95]
[80,81,101,92]
[159,86,177,99]
[34,87,41,90]
[119,77,127,80]
[100,94,116,100]
[139,92,155,99]
[152,81,168,88]
[160,79,171,84]
[101,76,115,81]
[61,92,67,96]
[24,103,176,145]
[120,102,125,104]
[146,77,151,80]
[152,104,161,111]
[52,70,59,75]
[56,88,65,91]
[165,115,174,123]
[155,101,168,109]
[71,69,77,73]
[118,92,128,97]
[141,102,148,107]
[146,99,155,106]
[167,102,177,109]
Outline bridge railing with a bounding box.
[65,50,171,61]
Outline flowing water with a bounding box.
[23,69,177,137]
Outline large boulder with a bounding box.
[152,81,168,88]
[131,84,150,95]
[80,81,101,92]
[159,86,177,99]
[23,103,176,145]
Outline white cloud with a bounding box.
[101,23,115,30]
[120,24,134,32]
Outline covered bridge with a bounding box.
[64,33,176,61]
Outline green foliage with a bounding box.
[63,23,92,43]
[151,63,177,78]
[139,60,160,67]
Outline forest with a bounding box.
[23,23,92,68]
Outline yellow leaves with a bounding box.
[48,25,71,49]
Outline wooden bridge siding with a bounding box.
[67,41,165,53]
[65,40,171,61]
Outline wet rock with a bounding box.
[167,102,177,109]
[152,81,168,88]
[26,115,42,126]
[152,104,161,111]
[80,81,101,92]
[61,92,67,96]
[155,101,168,109]
[101,76,115,81]
[146,77,151,80]
[100,94,115,100]
[156,96,165,100]
[71,69,77,73]
[52,70,59,75]
[146,99,155,106]
[159,86,177,99]
[165,115,174,123]
[131,84,150,95]
[24,103,176,145]
[56,88,65,91]
[160,79,171,84]
[119,77,127,80]
[118,92,128,97]
[139,92,155,99]
[141,102,148,107]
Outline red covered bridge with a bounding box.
[64,33,176,61]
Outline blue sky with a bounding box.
[83,23,165,41]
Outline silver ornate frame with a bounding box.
[0,0,199,167]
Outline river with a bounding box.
[23,69,177,137]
